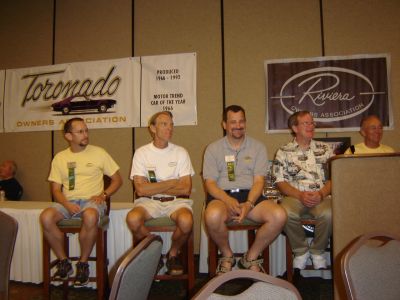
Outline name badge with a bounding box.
[225,155,235,181]
[148,169,157,183]
[67,161,76,190]
[225,155,235,163]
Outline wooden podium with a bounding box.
[330,153,400,299]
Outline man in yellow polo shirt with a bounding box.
[345,115,395,154]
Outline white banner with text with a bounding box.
[140,52,197,126]
[2,53,197,132]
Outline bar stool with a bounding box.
[208,219,270,277]
[42,176,111,300]
[143,217,195,297]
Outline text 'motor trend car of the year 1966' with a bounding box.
[51,95,117,115]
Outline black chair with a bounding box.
[0,211,18,300]
[109,234,163,300]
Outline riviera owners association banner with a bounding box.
[1,52,197,132]
[265,54,392,133]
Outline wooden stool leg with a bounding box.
[208,237,218,277]
[262,245,270,274]
[248,230,256,246]
[42,237,51,300]
[96,230,105,300]
[187,231,195,296]
[286,235,293,282]
[62,234,69,300]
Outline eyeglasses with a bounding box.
[69,129,89,134]
[298,121,317,127]
[367,125,383,130]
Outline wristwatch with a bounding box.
[246,200,255,209]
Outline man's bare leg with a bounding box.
[204,200,234,272]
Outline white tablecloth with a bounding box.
[0,201,172,284]
[0,200,330,284]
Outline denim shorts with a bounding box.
[52,199,107,220]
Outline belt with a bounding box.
[152,196,175,202]
[151,195,189,202]
[224,189,250,194]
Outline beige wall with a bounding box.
[1,0,400,255]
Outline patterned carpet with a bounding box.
[10,272,332,300]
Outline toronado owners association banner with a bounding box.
[2,52,197,132]
[265,54,393,133]
[4,57,140,132]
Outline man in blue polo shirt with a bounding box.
[203,105,286,274]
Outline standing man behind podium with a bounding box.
[203,105,286,274]
[40,117,122,286]
[345,115,395,154]
[126,111,195,276]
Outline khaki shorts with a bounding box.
[133,197,193,218]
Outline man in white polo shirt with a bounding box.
[126,111,195,276]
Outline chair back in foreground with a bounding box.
[109,234,163,300]
[341,231,400,300]
[192,269,301,300]
[0,210,18,300]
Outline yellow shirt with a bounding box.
[48,145,119,200]
[344,143,395,154]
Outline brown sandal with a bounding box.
[216,256,236,275]
[238,252,265,273]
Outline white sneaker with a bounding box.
[311,254,327,269]
[293,252,310,270]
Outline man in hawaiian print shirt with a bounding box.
[274,111,334,270]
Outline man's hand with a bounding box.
[233,201,253,223]
[299,191,322,207]
[64,201,81,215]
[224,196,241,217]
[90,194,106,205]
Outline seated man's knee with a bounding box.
[175,210,193,234]
[126,209,145,231]
[272,204,287,225]
[82,208,99,226]
[319,208,332,223]
[204,204,225,227]
[40,208,58,228]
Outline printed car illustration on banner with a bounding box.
[51,96,117,115]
